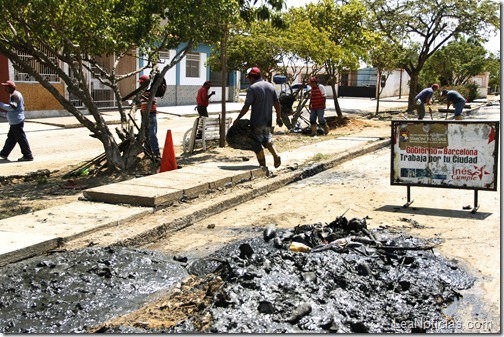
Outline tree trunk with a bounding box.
[220,27,228,148]
[407,70,420,112]
[330,83,343,119]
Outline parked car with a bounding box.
[291,83,310,96]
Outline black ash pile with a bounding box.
[170,215,475,333]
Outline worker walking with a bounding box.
[233,67,282,168]
[0,80,34,161]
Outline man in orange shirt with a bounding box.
[196,80,215,117]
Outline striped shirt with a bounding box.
[310,84,326,109]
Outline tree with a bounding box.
[421,37,488,87]
[366,0,500,111]
[0,0,233,171]
[369,35,402,115]
[485,51,500,94]
[208,0,285,146]
[304,0,375,119]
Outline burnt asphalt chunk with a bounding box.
[0,136,390,267]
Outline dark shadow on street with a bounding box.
[375,205,493,220]
[217,165,259,171]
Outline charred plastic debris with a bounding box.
[0,215,476,333]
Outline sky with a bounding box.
[283,0,501,54]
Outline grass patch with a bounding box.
[306,153,331,163]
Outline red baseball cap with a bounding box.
[138,75,149,83]
[246,67,261,77]
[309,77,318,83]
[432,83,439,90]
[1,80,16,89]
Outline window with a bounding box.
[14,46,60,82]
[186,52,200,78]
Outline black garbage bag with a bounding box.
[279,93,296,115]
[226,119,262,153]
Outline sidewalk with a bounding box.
[0,131,391,266]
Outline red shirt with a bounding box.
[140,91,157,113]
[197,86,210,107]
[310,84,326,109]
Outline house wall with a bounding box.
[380,69,410,98]
[151,44,237,106]
[469,72,489,98]
[17,83,65,111]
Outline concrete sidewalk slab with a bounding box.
[0,232,60,267]
[83,163,268,207]
[0,202,151,266]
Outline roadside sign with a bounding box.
[391,120,499,202]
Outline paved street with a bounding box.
[0,97,409,178]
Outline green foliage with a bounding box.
[422,37,488,87]
[485,51,500,93]
[438,84,479,103]
[365,0,500,110]
[0,0,237,171]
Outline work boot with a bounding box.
[256,150,267,167]
[454,115,463,120]
[310,124,317,137]
[322,123,329,135]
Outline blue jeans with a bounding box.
[310,108,326,125]
[453,100,466,116]
[148,113,160,156]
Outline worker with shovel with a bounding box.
[441,89,466,120]
[414,83,439,120]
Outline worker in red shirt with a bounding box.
[196,80,215,117]
[138,75,160,158]
[308,77,328,136]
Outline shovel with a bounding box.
[428,106,433,120]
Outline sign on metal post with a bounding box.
[390,120,499,212]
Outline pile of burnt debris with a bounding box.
[166,215,475,333]
[0,215,475,333]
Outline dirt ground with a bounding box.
[1,112,500,332]
[0,115,367,220]
[134,147,500,333]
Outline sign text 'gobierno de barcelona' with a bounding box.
[391,121,499,191]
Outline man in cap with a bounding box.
[308,77,329,136]
[137,74,160,159]
[414,83,439,120]
[196,80,215,117]
[0,80,34,161]
[441,89,466,120]
[233,67,282,168]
